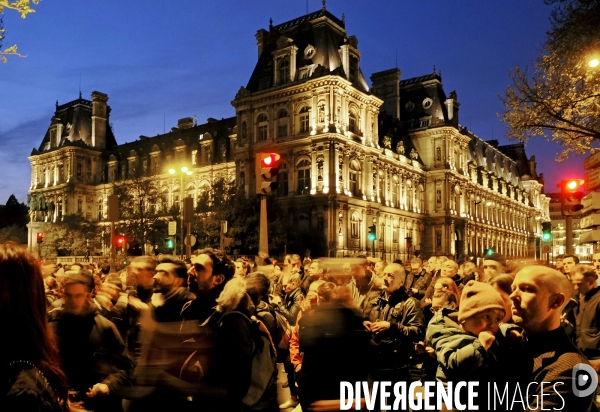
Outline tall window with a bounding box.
[192,150,197,165]
[349,112,358,133]
[378,170,384,200]
[279,59,290,83]
[77,199,83,213]
[351,213,359,238]
[299,106,310,134]
[278,110,288,138]
[257,114,268,141]
[349,160,360,196]
[97,201,103,221]
[392,176,399,207]
[297,159,311,194]
[277,163,289,196]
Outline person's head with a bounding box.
[316,282,337,304]
[245,272,270,305]
[461,261,476,276]
[0,243,67,397]
[592,252,600,272]
[431,290,459,313]
[489,274,514,323]
[436,256,448,271]
[290,254,301,268]
[571,267,598,296]
[307,259,324,278]
[510,266,572,335]
[410,257,423,274]
[441,260,458,278]
[189,248,235,295]
[283,254,292,268]
[234,259,249,278]
[130,256,157,289]
[381,263,406,294]
[62,273,93,315]
[374,260,387,276]
[483,253,506,279]
[433,277,461,306]
[285,273,302,294]
[459,280,506,336]
[554,254,565,271]
[562,254,579,274]
[216,277,251,314]
[153,257,188,295]
[426,257,437,273]
[273,263,282,277]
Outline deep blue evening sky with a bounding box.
[0,0,587,205]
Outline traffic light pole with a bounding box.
[259,195,268,255]
[110,222,116,272]
[566,216,573,255]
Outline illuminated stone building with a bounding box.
[27,5,548,260]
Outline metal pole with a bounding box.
[186,222,191,259]
[566,215,574,255]
[259,195,268,255]
[180,173,184,260]
[110,222,116,272]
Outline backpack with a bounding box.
[221,311,277,408]
[273,310,293,349]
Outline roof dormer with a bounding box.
[272,36,298,86]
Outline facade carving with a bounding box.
[27,7,548,260]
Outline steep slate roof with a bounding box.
[36,94,118,153]
[399,71,456,129]
[246,8,369,93]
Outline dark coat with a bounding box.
[575,286,600,360]
[297,301,373,406]
[1,362,67,412]
[363,288,424,369]
[278,287,304,326]
[405,268,432,300]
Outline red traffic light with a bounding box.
[558,179,584,193]
[36,232,44,243]
[261,153,280,167]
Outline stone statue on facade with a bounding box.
[410,149,418,160]
[396,141,405,155]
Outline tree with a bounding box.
[43,214,102,257]
[0,194,29,244]
[501,0,600,160]
[0,0,39,63]
[112,174,166,254]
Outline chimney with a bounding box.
[370,68,401,119]
[177,117,194,130]
[444,91,459,126]
[256,29,268,59]
[91,91,108,149]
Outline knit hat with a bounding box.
[458,280,505,322]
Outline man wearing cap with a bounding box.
[482,252,506,281]
[507,266,594,411]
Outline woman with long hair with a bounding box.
[0,242,69,411]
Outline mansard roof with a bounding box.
[109,116,236,164]
[399,71,457,130]
[36,94,117,153]
[246,8,368,93]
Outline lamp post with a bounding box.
[169,166,192,259]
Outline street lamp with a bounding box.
[169,166,193,259]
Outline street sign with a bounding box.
[585,168,600,191]
[541,244,551,254]
[185,235,197,246]
[168,221,177,235]
[584,152,600,171]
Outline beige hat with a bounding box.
[458,280,505,322]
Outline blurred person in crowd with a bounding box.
[0,242,69,411]
[297,282,372,411]
[489,274,514,323]
[406,257,433,300]
[49,273,128,411]
[482,252,506,280]
[571,267,600,372]
[555,254,565,273]
[507,266,594,410]
[562,254,579,278]
[363,263,424,407]
[234,258,249,279]
[301,258,326,294]
[592,252,600,280]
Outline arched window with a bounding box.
[299,106,311,134]
[378,170,385,201]
[297,159,311,195]
[349,112,358,133]
[277,163,288,196]
[279,59,290,84]
[392,175,399,207]
[278,110,288,138]
[351,212,359,238]
[257,114,268,141]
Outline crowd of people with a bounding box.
[2,242,600,412]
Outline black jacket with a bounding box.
[278,287,304,326]
[575,287,600,360]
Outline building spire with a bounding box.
[269,17,273,30]
[433,65,436,74]
[342,13,345,24]
[322,0,326,10]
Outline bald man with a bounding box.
[508,266,594,411]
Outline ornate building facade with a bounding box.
[27,6,549,260]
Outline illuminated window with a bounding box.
[299,107,310,134]
[257,114,268,141]
[279,59,290,84]
[297,159,311,194]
